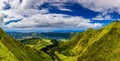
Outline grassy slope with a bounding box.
[0,28,52,61]
[0,40,18,61]
[56,21,120,61]
[21,38,52,50]
[0,21,120,61]
[77,21,120,61]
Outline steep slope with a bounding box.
[0,28,52,61]
[1,21,120,61]
[57,21,120,61]
[77,21,120,61]
[58,28,97,56]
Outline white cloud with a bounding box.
[92,14,113,20]
[0,0,44,10]
[0,0,70,10]
[76,0,120,13]
[58,8,72,12]
[1,0,120,14]
[5,14,102,29]
[1,9,48,22]
[0,0,104,30]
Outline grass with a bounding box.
[57,21,120,61]
[0,21,120,61]
[0,28,52,61]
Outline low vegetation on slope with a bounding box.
[0,21,120,61]
[21,38,52,50]
[0,28,52,61]
[57,21,120,61]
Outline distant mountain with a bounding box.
[7,32,73,40]
[0,28,52,61]
[57,21,120,61]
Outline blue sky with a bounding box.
[0,0,120,32]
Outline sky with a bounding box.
[0,0,120,32]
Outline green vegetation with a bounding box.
[0,21,120,61]
[21,38,52,50]
[0,28,52,61]
[57,21,120,61]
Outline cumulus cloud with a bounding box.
[0,0,44,10]
[76,0,120,14]
[1,0,120,13]
[5,14,102,29]
[1,9,48,22]
[92,14,113,20]
[0,0,104,30]
[0,0,70,10]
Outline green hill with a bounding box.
[57,21,120,61]
[0,21,120,61]
[0,28,52,61]
[20,38,52,50]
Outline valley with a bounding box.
[0,21,120,61]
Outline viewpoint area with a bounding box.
[0,0,120,61]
